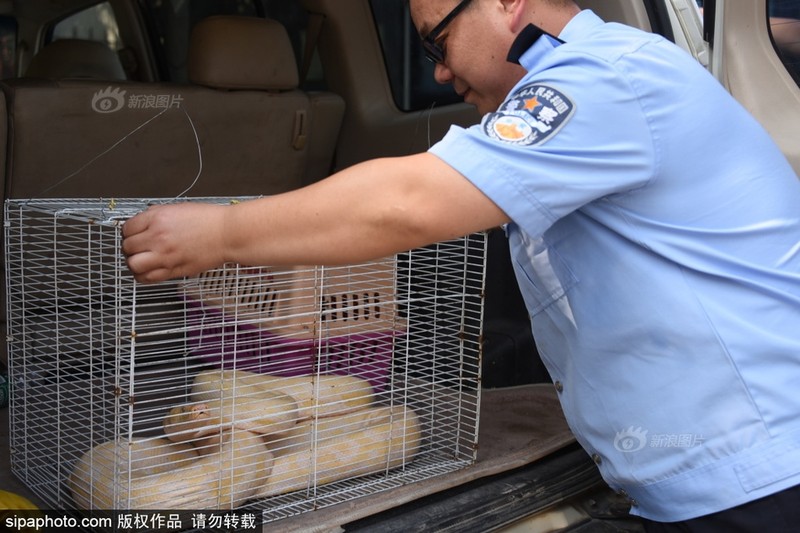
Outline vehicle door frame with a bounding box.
[706,0,800,173]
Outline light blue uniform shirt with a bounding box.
[430,10,800,522]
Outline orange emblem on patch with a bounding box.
[524,97,540,110]
[494,122,524,139]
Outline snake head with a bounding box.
[186,402,210,421]
[164,402,215,443]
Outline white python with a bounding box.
[189,369,376,420]
[257,404,421,497]
[70,371,420,510]
[163,384,299,446]
[69,431,273,510]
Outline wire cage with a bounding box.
[4,198,486,525]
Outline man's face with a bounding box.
[409,0,527,115]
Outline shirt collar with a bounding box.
[506,23,564,64]
[506,10,606,66]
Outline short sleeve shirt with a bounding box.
[429,10,800,522]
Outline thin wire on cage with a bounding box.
[27,104,204,204]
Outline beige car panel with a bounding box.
[715,0,800,174]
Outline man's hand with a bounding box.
[122,202,228,283]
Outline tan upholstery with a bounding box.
[305,91,346,184]
[0,17,346,342]
[25,39,127,80]
[188,16,299,91]
[1,78,314,199]
[185,15,344,185]
[2,16,343,201]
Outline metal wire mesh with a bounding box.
[4,198,486,524]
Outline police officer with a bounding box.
[123,1,800,530]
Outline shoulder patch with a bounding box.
[483,84,575,146]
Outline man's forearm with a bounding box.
[123,152,508,282]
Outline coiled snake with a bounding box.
[69,370,421,509]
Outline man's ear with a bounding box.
[499,0,528,32]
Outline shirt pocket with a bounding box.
[508,225,579,316]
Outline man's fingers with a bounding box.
[122,210,162,278]
[125,249,180,283]
[121,208,153,238]
[133,267,175,284]
[121,231,144,259]
[120,202,225,283]
[124,248,157,278]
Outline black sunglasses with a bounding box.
[421,0,474,64]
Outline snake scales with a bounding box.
[69,370,421,510]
